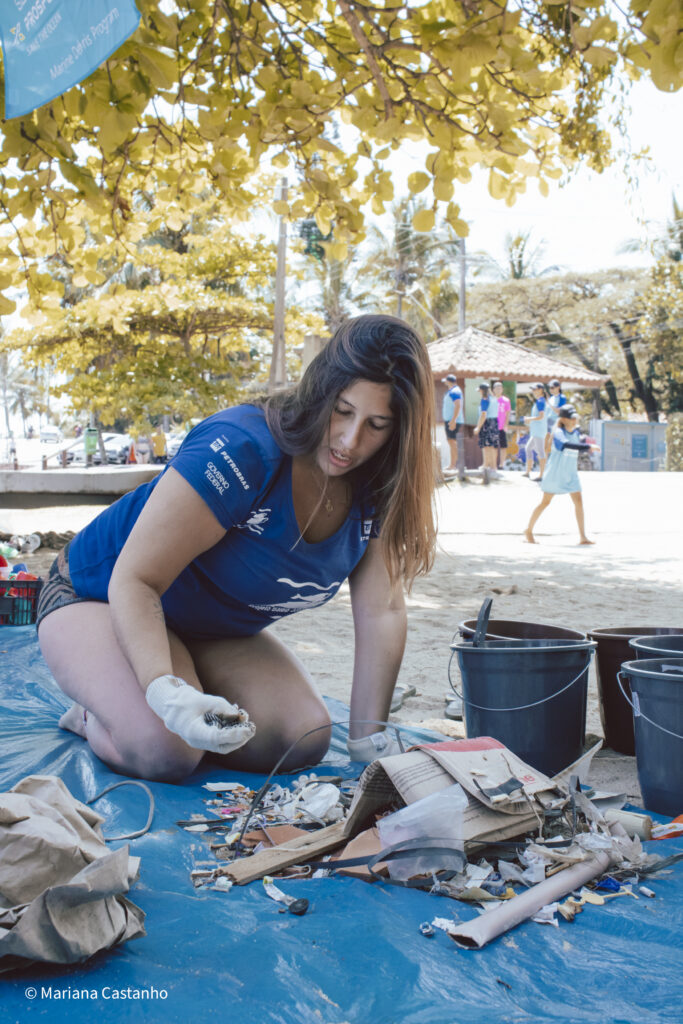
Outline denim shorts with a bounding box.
[35,542,88,629]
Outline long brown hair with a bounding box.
[264,315,437,587]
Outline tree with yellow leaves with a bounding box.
[0,0,681,319]
[2,180,322,426]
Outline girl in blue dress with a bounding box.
[524,406,600,545]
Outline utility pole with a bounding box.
[269,177,288,392]
[457,237,467,480]
[592,334,601,420]
[458,237,466,331]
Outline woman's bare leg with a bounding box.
[186,630,331,773]
[570,490,594,544]
[38,601,204,781]
[525,492,554,542]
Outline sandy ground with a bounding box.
[2,469,682,805]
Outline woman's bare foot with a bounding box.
[524,529,537,544]
[579,537,595,545]
[58,703,87,738]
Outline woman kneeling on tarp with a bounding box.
[36,316,437,782]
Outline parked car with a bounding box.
[66,433,131,465]
[166,432,186,459]
[40,426,63,443]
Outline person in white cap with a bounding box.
[523,383,548,480]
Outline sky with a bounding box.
[387,77,683,276]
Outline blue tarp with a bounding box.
[1,627,681,1023]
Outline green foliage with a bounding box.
[359,197,462,336]
[640,257,683,412]
[0,180,318,426]
[0,0,681,313]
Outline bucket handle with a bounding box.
[448,653,589,713]
[617,671,683,742]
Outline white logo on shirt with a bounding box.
[249,577,341,615]
[220,449,250,490]
[237,508,271,534]
[205,461,229,495]
[210,437,225,452]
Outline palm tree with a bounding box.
[618,194,683,263]
[478,229,559,280]
[360,198,462,336]
[0,351,44,437]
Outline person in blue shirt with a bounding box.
[525,405,601,545]
[441,373,463,472]
[36,316,437,781]
[473,382,499,483]
[545,379,567,456]
[523,383,548,480]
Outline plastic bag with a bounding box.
[377,783,468,880]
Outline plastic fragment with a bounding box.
[263,876,309,916]
[431,917,459,936]
[639,886,655,898]
[532,902,559,927]
[212,877,234,892]
[419,922,435,937]
[595,876,621,892]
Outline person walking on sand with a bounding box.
[523,383,548,480]
[441,374,463,474]
[525,405,601,545]
[473,383,499,484]
[36,315,437,781]
[492,381,511,469]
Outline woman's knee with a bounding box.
[279,702,332,768]
[119,742,202,783]
[103,718,203,782]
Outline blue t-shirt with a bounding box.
[479,395,499,419]
[442,385,464,424]
[528,397,547,437]
[547,392,567,427]
[69,406,377,640]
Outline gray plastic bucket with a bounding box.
[618,658,683,816]
[629,634,683,659]
[459,619,585,642]
[452,638,595,777]
[587,627,683,756]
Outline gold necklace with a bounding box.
[324,495,334,515]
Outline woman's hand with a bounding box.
[146,674,255,754]
[473,427,480,435]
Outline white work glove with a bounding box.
[146,675,255,755]
[347,730,404,763]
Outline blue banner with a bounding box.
[0,0,140,119]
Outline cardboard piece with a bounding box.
[330,827,389,880]
[344,737,601,849]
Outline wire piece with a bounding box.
[86,779,155,841]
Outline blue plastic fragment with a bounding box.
[595,876,622,892]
